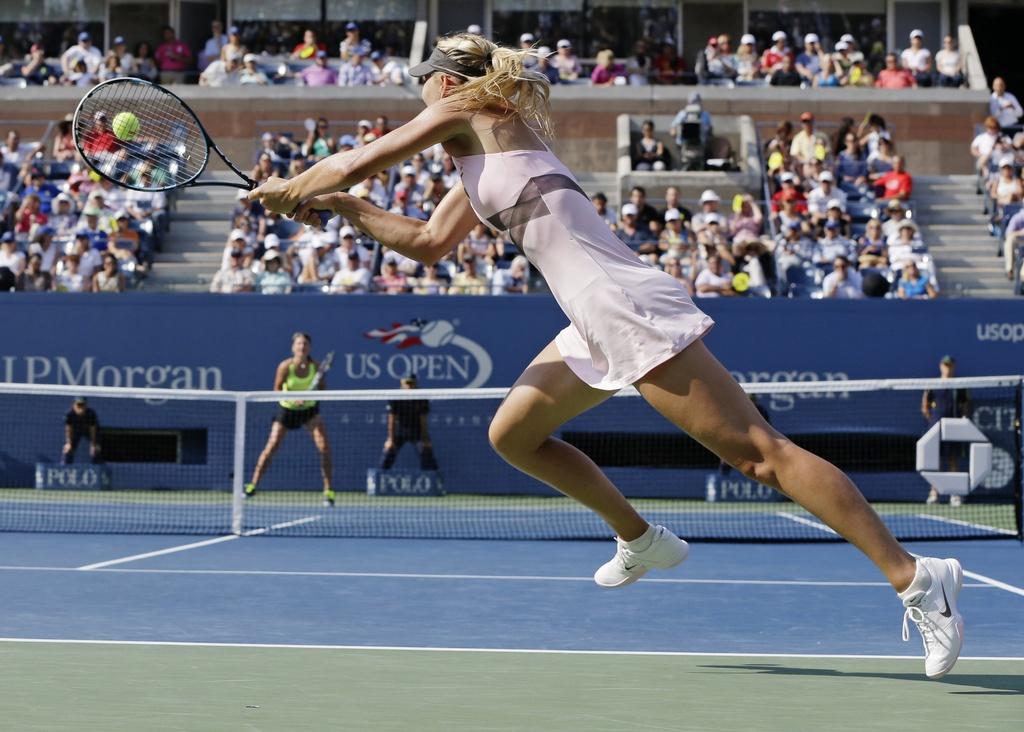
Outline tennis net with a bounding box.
[0,376,1019,541]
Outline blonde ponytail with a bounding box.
[435,34,554,138]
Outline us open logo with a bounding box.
[916,417,992,497]
[345,319,494,388]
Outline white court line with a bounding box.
[0,565,1000,588]
[76,515,321,570]
[962,569,1024,598]
[0,637,1022,661]
[915,513,1018,537]
[775,512,837,535]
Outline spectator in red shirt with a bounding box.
[771,172,807,212]
[760,31,791,74]
[81,112,119,155]
[154,25,193,84]
[874,53,916,89]
[15,193,48,234]
[875,155,913,200]
[291,29,327,60]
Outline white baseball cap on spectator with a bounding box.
[664,208,682,222]
[401,165,416,177]
[262,249,281,262]
[557,39,572,49]
[804,33,820,45]
[909,29,924,40]
[339,225,357,239]
[704,213,721,225]
[467,24,483,35]
[358,119,372,129]
[898,219,918,232]
[55,193,74,206]
[740,34,756,46]
[699,189,720,203]
[772,31,787,42]
[780,171,796,183]
[537,46,553,58]
[826,198,845,211]
[261,132,274,142]
[840,34,855,44]
[114,208,130,220]
[620,203,639,217]
[229,228,247,242]
[819,171,835,182]
[236,190,249,200]
[999,154,1016,168]
[243,53,258,64]
[520,33,535,44]
[835,41,849,52]
[263,234,281,249]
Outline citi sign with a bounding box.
[345,319,493,388]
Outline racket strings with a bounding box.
[75,79,209,192]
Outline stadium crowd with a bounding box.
[0,119,163,292]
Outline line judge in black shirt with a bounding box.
[63,396,100,464]
[381,375,439,471]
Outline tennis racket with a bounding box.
[72,77,329,226]
[309,351,334,390]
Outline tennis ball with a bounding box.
[732,272,750,293]
[420,320,455,348]
[112,112,140,141]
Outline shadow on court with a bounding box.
[696,663,1024,694]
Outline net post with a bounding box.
[231,392,247,535]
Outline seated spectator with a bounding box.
[627,186,660,228]
[624,39,653,86]
[198,20,228,70]
[292,29,327,60]
[814,221,854,265]
[836,134,869,192]
[299,50,337,86]
[220,26,246,65]
[934,35,963,88]
[790,112,828,165]
[695,214,730,258]
[373,257,407,293]
[257,251,292,294]
[330,250,371,293]
[250,152,278,186]
[591,192,616,229]
[795,33,821,84]
[2,129,39,167]
[632,120,668,171]
[199,51,242,86]
[761,31,791,75]
[882,199,912,240]
[970,116,1005,172]
[875,155,913,200]
[67,231,101,278]
[734,34,761,83]
[240,54,270,85]
[844,58,874,87]
[661,186,692,223]
[807,171,847,224]
[691,189,722,232]
[303,118,336,160]
[210,248,253,292]
[771,173,807,214]
[728,195,763,242]
[901,30,933,86]
[858,113,890,158]
[663,256,695,296]
[55,253,87,292]
[990,77,1022,131]
[448,254,488,294]
[875,53,915,89]
[822,256,863,299]
[553,39,582,82]
[616,203,651,250]
[653,42,685,85]
[535,47,559,85]
[339,50,373,86]
[660,208,689,257]
[591,49,626,86]
[0,230,24,275]
[221,228,253,270]
[52,116,77,164]
[493,255,530,294]
[857,218,889,269]
[868,136,897,182]
[897,261,938,299]
[97,53,123,82]
[20,43,59,86]
[832,41,854,80]
[694,255,734,297]
[339,23,372,61]
[768,54,802,87]
[815,56,842,87]
[0,149,17,194]
[89,253,123,292]
[988,156,1023,225]
[886,220,922,267]
[132,41,159,81]
[15,193,47,235]
[60,32,103,81]
[1002,205,1024,277]
[15,252,51,291]
[154,26,193,84]
[23,168,59,214]
[411,262,447,295]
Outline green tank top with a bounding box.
[279,361,317,410]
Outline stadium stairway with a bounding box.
[914,175,1009,298]
[146,173,238,293]
[145,171,620,293]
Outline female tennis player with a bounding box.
[250,34,963,678]
[245,332,335,506]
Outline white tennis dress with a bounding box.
[454,147,714,391]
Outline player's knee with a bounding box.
[488,418,535,462]
[730,439,789,488]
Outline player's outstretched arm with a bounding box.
[250,105,467,215]
[294,181,479,265]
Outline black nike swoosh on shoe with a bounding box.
[940,586,952,617]
[624,564,638,571]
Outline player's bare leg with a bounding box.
[488,340,648,541]
[247,422,286,497]
[308,418,335,505]
[635,339,917,591]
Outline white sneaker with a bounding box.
[950,495,962,508]
[925,488,938,505]
[594,525,689,588]
[900,557,965,679]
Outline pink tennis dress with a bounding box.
[454,147,714,390]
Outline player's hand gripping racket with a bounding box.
[72,77,330,227]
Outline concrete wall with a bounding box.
[2,85,988,176]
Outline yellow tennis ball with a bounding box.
[732,272,750,293]
[112,112,140,141]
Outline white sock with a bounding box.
[898,559,931,599]
[625,524,655,552]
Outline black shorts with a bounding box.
[274,405,319,430]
